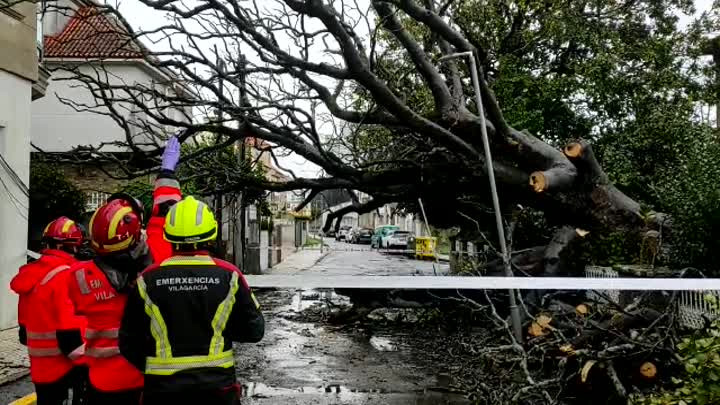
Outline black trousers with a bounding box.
[35,378,69,405]
[142,385,241,405]
[85,386,142,405]
[70,366,88,405]
[35,367,86,405]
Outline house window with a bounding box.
[86,191,110,212]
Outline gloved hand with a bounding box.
[68,343,85,361]
[161,136,181,172]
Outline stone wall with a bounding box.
[40,162,155,212]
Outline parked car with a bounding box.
[336,226,352,241]
[384,230,412,249]
[371,225,399,248]
[345,228,357,243]
[352,228,373,244]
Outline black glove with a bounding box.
[18,325,27,346]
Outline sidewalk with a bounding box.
[266,248,330,274]
[0,327,29,386]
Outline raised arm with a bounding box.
[147,136,182,263]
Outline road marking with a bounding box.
[247,275,720,291]
[9,393,36,405]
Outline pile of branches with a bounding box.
[411,289,683,404]
[329,287,684,404]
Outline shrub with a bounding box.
[28,163,87,247]
[635,296,720,405]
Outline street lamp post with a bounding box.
[439,51,523,342]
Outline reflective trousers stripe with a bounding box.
[85,328,119,339]
[145,350,234,376]
[28,347,62,357]
[85,346,120,358]
[26,331,57,340]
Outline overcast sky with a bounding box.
[110,0,717,179]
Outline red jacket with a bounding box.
[10,250,81,384]
[65,173,182,392]
[147,173,182,263]
[67,261,144,392]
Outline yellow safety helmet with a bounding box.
[164,196,218,244]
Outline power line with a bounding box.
[0,152,29,221]
[0,175,28,221]
[0,152,29,197]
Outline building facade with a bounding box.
[31,0,190,210]
[0,1,47,328]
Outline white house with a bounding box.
[32,0,191,211]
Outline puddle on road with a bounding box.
[242,382,359,397]
[289,289,349,312]
[245,290,471,404]
[241,381,470,404]
[369,335,397,352]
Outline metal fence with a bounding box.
[584,266,621,304]
[678,290,720,329]
[584,265,720,329]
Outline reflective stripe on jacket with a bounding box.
[136,266,239,375]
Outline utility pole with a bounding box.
[215,52,225,258]
[439,51,523,342]
[237,53,249,272]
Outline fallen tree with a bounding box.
[30,0,712,274]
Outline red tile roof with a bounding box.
[44,6,143,59]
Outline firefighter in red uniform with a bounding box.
[64,137,183,404]
[11,217,86,405]
[119,195,264,405]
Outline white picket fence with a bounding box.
[678,290,720,329]
[584,265,720,329]
[584,266,621,304]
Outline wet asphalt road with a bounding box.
[234,289,469,405]
[0,242,465,404]
[298,238,449,277]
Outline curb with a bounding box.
[0,369,29,387]
[9,393,35,405]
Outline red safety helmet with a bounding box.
[42,216,83,246]
[89,193,144,254]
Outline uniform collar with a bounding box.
[174,250,211,256]
[41,249,76,262]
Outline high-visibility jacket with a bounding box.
[64,172,183,392]
[147,171,182,263]
[119,254,264,394]
[10,249,82,384]
[67,261,144,392]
